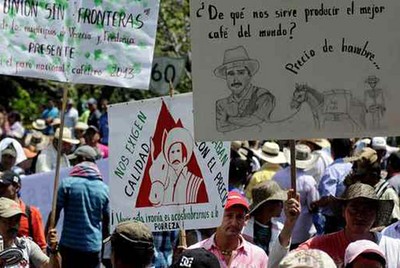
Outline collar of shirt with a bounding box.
[227,84,254,104]
[395,222,400,233]
[202,233,247,254]
[331,158,346,165]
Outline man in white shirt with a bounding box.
[64,99,79,131]
[35,128,79,173]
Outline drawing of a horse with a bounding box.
[290,84,366,130]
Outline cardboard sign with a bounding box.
[109,93,229,231]
[190,0,400,140]
[0,0,160,89]
[150,57,186,94]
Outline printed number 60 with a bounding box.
[151,63,176,83]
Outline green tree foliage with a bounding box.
[0,0,191,117]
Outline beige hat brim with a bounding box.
[32,122,46,130]
[55,136,80,144]
[249,191,287,215]
[283,148,318,169]
[331,196,394,227]
[253,148,286,164]
[1,210,25,218]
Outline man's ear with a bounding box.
[15,183,21,193]
[244,213,250,225]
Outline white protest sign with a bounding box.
[0,0,160,89]
[109,93,229,231]
[150,57,186,94]
[20,159,109,232]
[190,0,400,141]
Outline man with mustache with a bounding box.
[189,191,268,267]
[215,46,276,133]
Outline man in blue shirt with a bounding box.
[312,139,353,234]
[41,100,59,135]
[53,145,110,268]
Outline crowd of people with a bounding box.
[101,137,400,268]
[1,96,400,267]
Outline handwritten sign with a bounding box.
[190,0,400,140]
[0,0,160,89]
[108,93,229,231]
[150,56,186,94]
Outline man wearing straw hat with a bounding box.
[293,182,400,268]
[245,141,286,200]
[242,180,300,256]
[214,46,276,133]
[35,127,79,173]
[272,144,319,248]
[300,139,333,184]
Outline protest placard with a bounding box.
[190,0,400,141]
[150,56,186,94]
[108,93,230,231]
[0,0,160,89]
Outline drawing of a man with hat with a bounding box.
[364,75,385,128]
[214,46,276,133]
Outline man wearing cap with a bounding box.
[52,145,109,268]
[0,138,27,176]
[35,127,79,173]
[272,144,319,247]
[104,220,154,268]
[0,171,47,251]
[189,191,268,267]
[344,240,386,268]
[0,143,17,173]
[245,141,286,200]
[214,46,276,133]
[87,98,101,129]
[243,181,301,257]
[40,100,59,136]
[171,248,220,268]
[0,197,61,267]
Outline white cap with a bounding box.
[344,239,386,266]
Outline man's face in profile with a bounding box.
[226,66,251,96]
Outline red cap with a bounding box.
[225,191,249,211]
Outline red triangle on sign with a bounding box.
[136,100,208,207]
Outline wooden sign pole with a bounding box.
[49,87,69,229]
[289,140,297,193]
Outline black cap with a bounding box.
[170,248,220,268]
[0,171,21,185]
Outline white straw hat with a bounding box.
[54,128,80,144]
